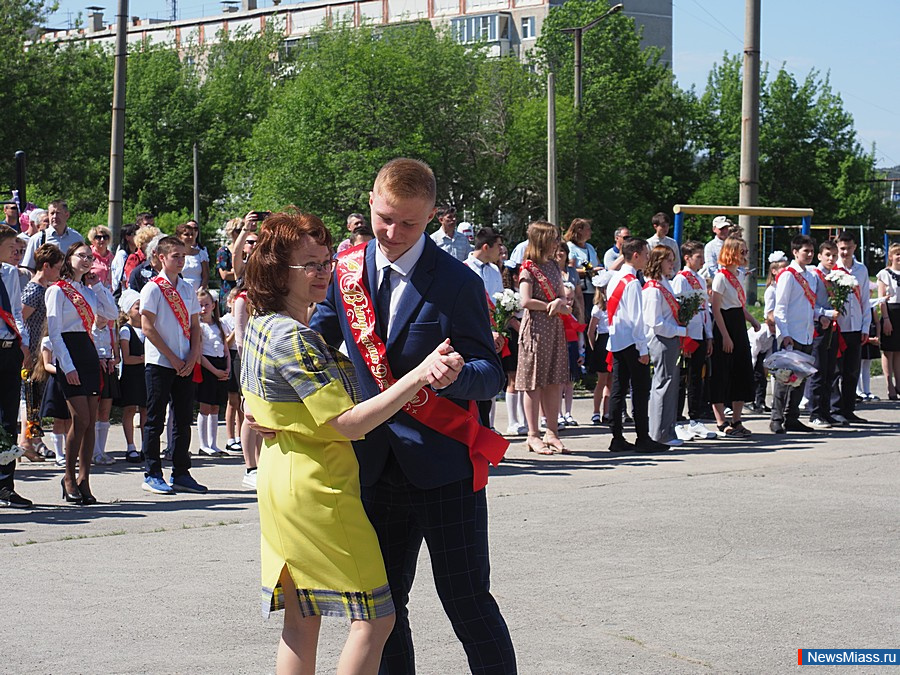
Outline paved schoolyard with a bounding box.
[3,381,898,674]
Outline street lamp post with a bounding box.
[561,3,623,214]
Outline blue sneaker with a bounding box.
[170,472,208,494]
[143,473,175,495]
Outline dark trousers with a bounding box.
[677,345,707,420]
[143,364,194,477]
[609,344,650,440]
[0,345,24,490]
[362,463,516,675]
[809,326,839,421]
[477,399,493,428]
[752,349,770,408]
[771,341,812,424]
[831,331,862,417]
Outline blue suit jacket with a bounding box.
[310,237,505,490]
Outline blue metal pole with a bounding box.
[801,215,811,235]
[674,212,683,245]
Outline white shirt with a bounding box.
[642,276,686,340]
[774,261,820,346]
[140,276,200,368]
[375,234,427,340]
[509,240,528,265]
[834,258,870,334]
[590,304,609,337]
[763,283,777,318]
[711,268,746,311]
[119,324,145,346]
[200,321,226,357]
[181,247,208,290]
[22,227,84,270]
[220,312,235,338]
[464,255,504,300]
[647,234,680,277]
[110,248,129,293]
[46,280,118,374]
[603,246,621,270]
[607,264,648,355]
[672,268,711,341]
[429,229,471,261]
[91,321,115,359]
[0,263,24,340]
[702,237,725,277]
[876,268,900,306]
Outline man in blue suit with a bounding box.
[311,158,516,674]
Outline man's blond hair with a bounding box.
[373,158,436,207]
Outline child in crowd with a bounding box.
[220,287,243,454]
[116,289,146,463]
[559,282,586,427]
[500,261,527,436]
[234,285,260,488]
[749,253,788,413]
[196,287,230,457]
[858,307,880,401]
[139,236,205,495]
[642,246,687,446]
[91,310,120,465]
[586,274,611,425]
[672,240,715,439]
[37,335,72,467]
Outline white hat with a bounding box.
[457,222,474,243]
[712,215,733,230]
[118,289,141,314]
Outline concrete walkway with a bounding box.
[3,380,899,674]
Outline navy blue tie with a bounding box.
[376,266,392,340]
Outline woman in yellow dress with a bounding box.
[240,211,462,675]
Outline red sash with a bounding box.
[55,280,95,340]
[153,276,201,381]
[336,245,508,491]
[678,269,703,292]
[776,267,816,309]
[521,260,562,322]
[0,308,20,341]
[604,274,637,369]
[718,268,746,307]
[485,292,511,358]
[643,279,681,324]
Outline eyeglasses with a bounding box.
[288,260,337,276]
[245,239,258,246]
[74,253,95,262]
[93,234,110,241]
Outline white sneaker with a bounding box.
[799,396,810,411]
[242,469,258,490]
[675,425,694,442]
[664,438,684,447]
[92,452,115,466]
[809,417,832,429]
[199,446,224,457]
[689,420,717,440]
[505,425,521,436]
[557,415,567,427]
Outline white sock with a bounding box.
[859,360,871,395]
[564,386,573,416]
[197,413,209,451]
[517,390,526,425]
[206,414,219,452]
[93,422,102,458]
[95,421,110,456]
[506,391,519,428]
[488,400,495,428]
[51,432,66,458]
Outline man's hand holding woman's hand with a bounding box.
[421,339,464,389]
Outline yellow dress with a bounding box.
[240,312,393,619]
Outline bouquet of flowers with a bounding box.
[491,288,522,337]
[677,290,706,326]
[0,425,25,466]
[824,269,859,315]
[763,349,817,388]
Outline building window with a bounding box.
[451,14,498,44]
[521,16,535,40]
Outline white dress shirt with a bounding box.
[46,280,117,374]
[464,255,504,300]
[642,276,686,340]
[711,268,746,310]
[374,234,427,340]
[647,234,681,276]
[200,321,226,358]
[774,261,821,346]
[0,263,24,340]
[429,228,471,261]
[509,240,527,265]
[22,226,84,270]
[140,276,201,368]
[607,263,648,356]
[834,258,870,334]
[672,268,711,341]
[703,237,725,277]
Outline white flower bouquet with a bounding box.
[0,426,25,466]
[491,289,522,337]
[824,269,859,315]
[763,349,817,388]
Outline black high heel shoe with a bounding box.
[77,481,97,506]
[61,477,83,505]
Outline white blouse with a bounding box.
[876,268,900,306]
[181,247,208,289]
[46,281,118,374]
[711,269,746,311]
[642,277,686,340]
[200,321,226,358]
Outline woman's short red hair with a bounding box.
[718,236,746,268]
[245,209,333,314]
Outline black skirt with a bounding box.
[880,305,900,352]
[710,307,755,404]
[197,354,228,406]
[39,372,71,420]
[57,332,100,398]
[588,333,610,374]
[500,328,520,374]
[116,363,147,407]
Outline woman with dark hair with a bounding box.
[176,220,209,290]
[240,210,461,673]
[110,222,138,295]
[46,242,119,504]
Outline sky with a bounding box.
[46,0,900,168]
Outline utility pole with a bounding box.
[547,71,558,225]
[193,142,200,222]
[107,0,128,246]
[739,0,761,303]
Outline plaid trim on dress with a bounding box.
[263,582,395,620]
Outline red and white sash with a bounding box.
[718,268,746,307]
[55,280,94,341]
[521,260,559,304]
[604,273,637,368]
[776,267,815,309]
[153,276,191,339]
[336,244,508,491]
[643,279,681,324]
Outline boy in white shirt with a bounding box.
[140,236,205,495]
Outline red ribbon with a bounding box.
[605,273,637,370]
[718,268,746,307]
[336,244,508,491]
[776,267,816,309]
[55,280,94,341]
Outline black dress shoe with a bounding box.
[608,436,636,453]
[769,421,786,434]
[77,481,98,506]
[0,487,33,508]
[60,478,83,505]
[784,420,814,433]
[844,413,868,424]
[634,437,669,453]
